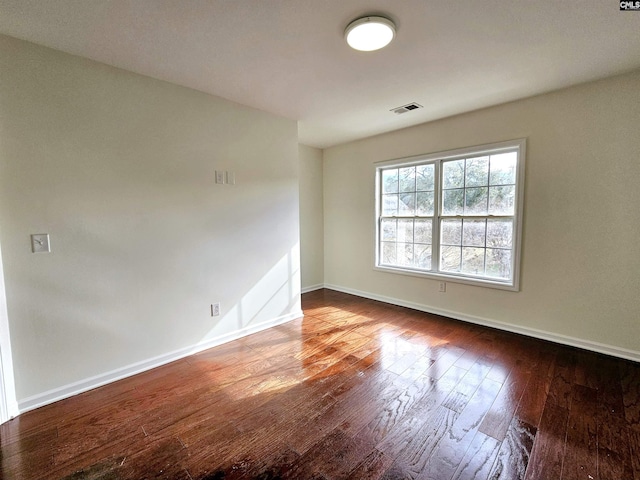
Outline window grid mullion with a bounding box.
[432,160,441,273]
[483,216,489,276]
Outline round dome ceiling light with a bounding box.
[345,16,396,52]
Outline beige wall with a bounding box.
[298,144,324,291]
[0,35,301,406]
[323,70,640,358]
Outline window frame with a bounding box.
[374,138,526,291]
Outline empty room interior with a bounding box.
[0,1,639,479]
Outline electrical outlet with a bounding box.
[211,302,221,316]
[439,282,446,293]
[215,170,225,184]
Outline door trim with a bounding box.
[0,242,18,423]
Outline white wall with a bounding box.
[298,144,324,291]
[0,35,301,408]
[323,70,640,359]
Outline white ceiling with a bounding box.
[1,1,639,148]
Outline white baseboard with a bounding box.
[18,282,640,414]
[18,310,303,414]
[323,283,640,363]
[301,284,324,294]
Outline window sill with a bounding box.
[374,264,520,292]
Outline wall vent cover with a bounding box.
[391,103,423,115]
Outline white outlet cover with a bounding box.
[215,170,225,184]
[31,233,50,253]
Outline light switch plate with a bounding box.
[31,234,50,253]
[226,171,235,185]
[215,170,226,184]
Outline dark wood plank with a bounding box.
[115,436,191,480]
[628,426,640,480]
[561,384,597,480]
[347,448,395,480]
[0,446,55,480]
[379,405,458,479]
[597,415,634,480]
[516,373,550,429]
[546,349,575,409]
[419,377,502,480]
[620,360,640,429]
[450,431,501,480]
[479,369,530,441]
[372,367,464,459]
[58,456,126,480]
[487,418,536,480]
[282,428,375,480]
[572,350,601,391]
[524,402,568,480]
[283,366,396,454]
[595,357,635,480]
[442,360,491,414]
[339,375,431,440]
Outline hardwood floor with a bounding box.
[2,289,639,479]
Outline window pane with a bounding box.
[489,185,515,215]
[397,219,414,243]
[462,219,486,247]
[398,243,414,266]
[443,160,465,189]
[465,156,489,187]
[381,242,397,265]
[486,248,511,279]
[381,219,397,241]
[464,187,488,215]
[399,167,416,193]
[414,219,432,244]
[416,191,434,216]
[486,220,513,249]
[415,245,432,269]
[399,193,415,215]
[490,152,517,185]
[382,169,399,193]
[462,247,485,275]
[441,246,461,272]
[443,188,464,215]
[382,194,398,215]
[441,219,462,245]
[416,164,435,191]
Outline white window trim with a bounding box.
[374,138,526,291]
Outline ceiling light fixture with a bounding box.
[345,16,396,52]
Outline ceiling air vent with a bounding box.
[391,103,423,115]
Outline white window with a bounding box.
[375,139,525,290]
